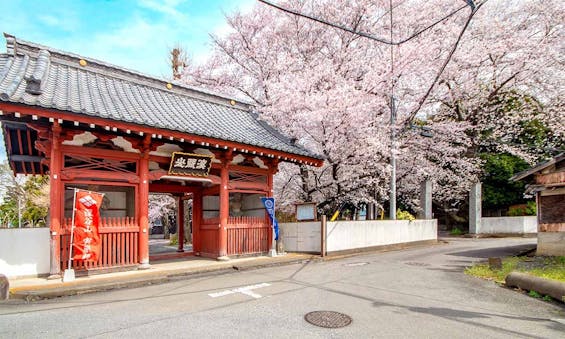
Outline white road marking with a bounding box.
[344,262,368,267]
[208,290,235,298]
[208,283,271,299]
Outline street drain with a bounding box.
[304,311,352,328]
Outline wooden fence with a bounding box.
[60,217,139,271]
[227,216,270,255]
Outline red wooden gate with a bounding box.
[227,216,270,255]
[60,217,139,271]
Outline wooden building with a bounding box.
[0,34,322,276]
[512,153,565,256]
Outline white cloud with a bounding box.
[138,0,189,22]
[37,15,60,27]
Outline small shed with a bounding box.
[512,153,565,256]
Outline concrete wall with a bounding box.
[0,228,50,278]
[480,216,538,234]
[537,232,565,256]
[279,222,320,253]
[279,219,437,254]
[326,220,437,253]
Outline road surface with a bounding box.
[1,237,564,338]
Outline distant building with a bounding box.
[512,153,565,256]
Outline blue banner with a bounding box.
[261,197,279,240]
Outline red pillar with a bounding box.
[192,190,202,255]
[48,123,62,279]
[138,136,150,268]
[218,158,230,260]
[177,195,185,252]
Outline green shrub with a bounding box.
[508,206,526,216]
[525,201,537,215]
[450,227,463,236]
[528,290,542,298]
[508,201,536,216]
[396,209,415,221]
[542,295,553,302]
[169,234,178,246]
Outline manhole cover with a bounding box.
[304,311,352,328]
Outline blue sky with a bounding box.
[0,0,256,161]
[0,0,255,77]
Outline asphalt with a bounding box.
[4,236,558,303]
[6,253,316,301]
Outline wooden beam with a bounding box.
[9,155,43,162]
[0,103,324,166]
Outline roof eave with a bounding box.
[0,102,323,166]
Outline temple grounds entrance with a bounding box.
[0,35,323,277]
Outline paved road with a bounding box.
[1,237,564,338]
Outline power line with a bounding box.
[403,2,484,130]
[257,0,488,127]
[258,0,471,46]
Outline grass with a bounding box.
[450,227,464,236]
[465,256,565,284]
[466,256,565,302]
[465,257,521,283]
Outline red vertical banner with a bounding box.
[72,191,104,261]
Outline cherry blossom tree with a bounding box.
[148,193,176,236]
[430,0,564,162]
[181,0,563,216]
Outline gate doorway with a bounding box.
[148,192,194,261]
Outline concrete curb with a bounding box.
[505,271,565,302]
[3,240,477,301]
[7,255,314,301]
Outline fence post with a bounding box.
[469,182,482,234]
[321,215,327,257]
[419,180,432,219]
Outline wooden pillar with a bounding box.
[177,195,185,252]
[48,123,62,279]
[192,189,202,255]
[218,157,230,260]
[138,136,151,268]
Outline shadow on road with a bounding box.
[447,244,536,259]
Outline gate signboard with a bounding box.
[169,152,213,177]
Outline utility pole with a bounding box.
[258,0,482,220]
[389,0,396,220]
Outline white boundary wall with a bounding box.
[0,228,50,278]
[279,221,321,253]
[280,220,437,253]
[479,216,537,234]
[326,220,437,253]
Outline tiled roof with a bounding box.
[511,153,564,182]
[0,34,321,160]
